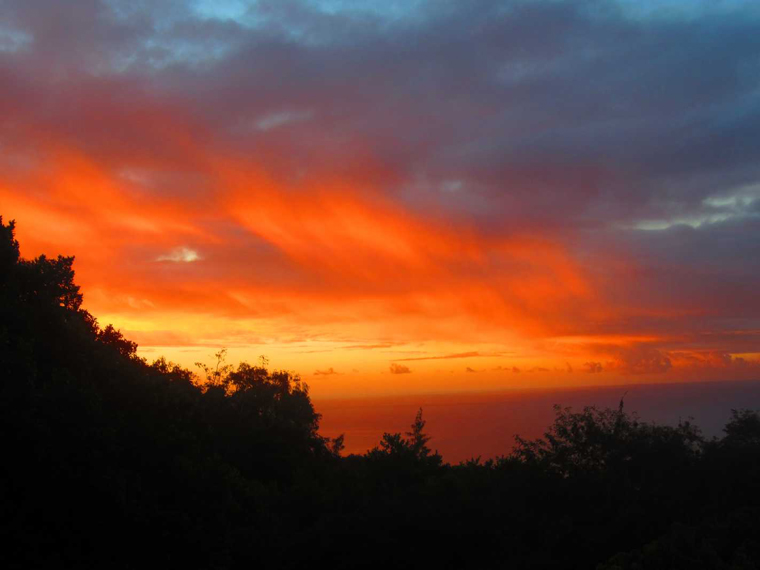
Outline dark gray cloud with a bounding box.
[5,1,759,222]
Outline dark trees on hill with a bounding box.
[0,216,335,568]
[2,215,760,569]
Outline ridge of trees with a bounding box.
[2,216,759,569]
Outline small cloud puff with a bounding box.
[492,365,521,373]
[156,247,201,263]
[584,362,603,373]
[314,367,339,376]
[389,363,411,374]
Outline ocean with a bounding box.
[315,379,760,463]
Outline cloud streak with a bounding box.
[396,351,503,362]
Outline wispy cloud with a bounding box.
[396,351,501,362]
[255,110,313,132]
[342,343,395,350]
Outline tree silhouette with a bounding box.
[723,408,760,447]
[195,348,233,390]
[364,408,443,491]
[406,407,432,457]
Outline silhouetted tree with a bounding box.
[723,408,760,447]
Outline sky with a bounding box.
[2,0,759,398]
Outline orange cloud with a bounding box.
[3,65,758,397]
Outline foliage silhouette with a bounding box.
[2,215,760,569]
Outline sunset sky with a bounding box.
[2,0,759,399]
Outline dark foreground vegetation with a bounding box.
[2,216,760,569]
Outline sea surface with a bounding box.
[315,380,760,463]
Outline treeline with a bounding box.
[1,216,759,569]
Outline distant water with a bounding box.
[315,380,760,463]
